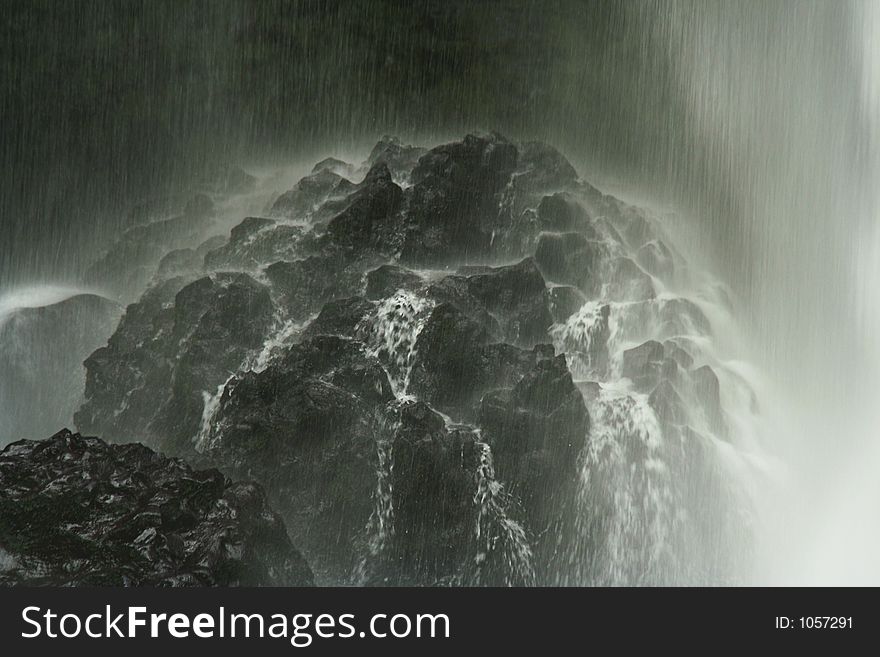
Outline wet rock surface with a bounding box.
[1,132,754,587]
[0,430,312,586]
[75,273,274,456]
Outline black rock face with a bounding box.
[69,133,603,586]
[534,231,608,294]
[399,133,519,265]
[325,163,404,252]
[204,217,304,271]
[0,430,313,586]
[199,336,394,583]
[62,132,753,587]
[453,257,553,346]
[76,273,274,456]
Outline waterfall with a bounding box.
[355,420,397,586]
[194,312,307,452]
[4,1,879,586]
[360,290,435,397]
[472,440,536,587]
[574,388,674,585]
[635,0,880,585]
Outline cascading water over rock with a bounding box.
[2,132,768,587]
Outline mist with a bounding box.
[2,0,877,585]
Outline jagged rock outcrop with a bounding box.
[71,133,604,586]
[204,217,304,271]
[479,348,589,517]
[269,167,356,221]
[199,336,393,583]
[68,132,751,587]
[366,136,426,183]
[0,429,312,586]
[75,273,274,456]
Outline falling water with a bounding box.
[3,1,879,585]
[472,440,536,587]
[360,290,435,397]
[638,0,880,586]
[355,415,397,586]
[194,311,309,452]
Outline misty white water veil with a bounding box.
[1,1,878,587]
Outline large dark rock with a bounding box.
[203,336,394,583]
[454,257,553,346]
[76,273,274,457]
[399,133,518,265]
[0,429,312,586]
[269,168,356,221]
[204,217,304,270]
[478,348,588,522]
[326,163,404,252]
[534,231,608,294]
[61,133,712,586]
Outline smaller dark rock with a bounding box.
[0,429,312,586]
[366,136,426,182]
[534,231,607,294]
[364,265,424,300]
[326,163,403,252]
[303,297,375,339]
[537,193,591,231]
[621,340,684,396]
[548,285,586,322]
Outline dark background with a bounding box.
[1,0,680,286]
